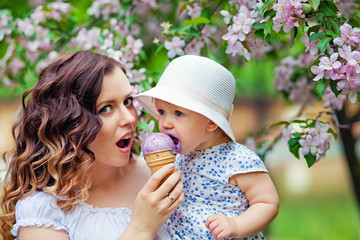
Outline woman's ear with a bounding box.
[207,120,219,132]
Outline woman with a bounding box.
[0,50,183,240]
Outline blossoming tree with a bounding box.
[0,0,359,204]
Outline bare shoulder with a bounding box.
[18,226,69,240]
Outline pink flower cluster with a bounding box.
[299,121,333,160]
[282,121,333,162]
[272,0,306,33]
[311,23,360,103]
[87,0,121,20]
[221,6,257,60]
[274,54,317,105]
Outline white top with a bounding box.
[167,142,267,240]
[12,191,171,240]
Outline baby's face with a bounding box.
[155,99,213,154]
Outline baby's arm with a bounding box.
[205,172,279,240]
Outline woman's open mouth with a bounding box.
[116,133,132,152]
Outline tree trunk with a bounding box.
[335,107,360,207]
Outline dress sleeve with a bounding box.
[11,191,68,237]
[226,144,268,180]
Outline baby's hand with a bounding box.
[205,214,238,240]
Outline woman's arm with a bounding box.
[206,172,279,240]
[18,227,69,240]
[119,163,184,240]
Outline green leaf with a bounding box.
[330,19,341,35]
[264,19,273,37]
[289,142,301,159]
[325,29,338,38]
[309,32,326,42]
[268,121,290,128]
[252,22,266,30]
[320,0,339,17]
[316,78,330,98]
[0,40,9,59]
[260,0,276,17]
[304,153,317,167]
[302,3,311,14]
[290,27,298,47]
[317,36,332,53]
[154,43,164,55]
[182,17,210,27]
[330,80,341,96]
[327,127,337,139]
[179,2,192,14]
[309,0,321,11]
[207,36,218,47]
[288,138,299,146]
[307,24,321,35]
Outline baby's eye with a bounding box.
[175,111,183,116]
[124,97,134,106]
[99,105,111,115]
[158,109,165,115]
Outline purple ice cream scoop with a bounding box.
[142,132,181,155]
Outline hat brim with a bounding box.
[135,85,235,142]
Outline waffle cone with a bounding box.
[144,149,176,175]
[144,149,176,185]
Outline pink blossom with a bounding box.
[128,68,146,83]
[300,34,319,56]
[186,2,202,19]
[338,45,353,61]
[75,27,101,50]
[299,135,320,156]
[164,37,185,58]
[340,23,360,45]
[322,86,346,110]
[289,78,316,104]
[330,65,346,80]
[319,53,342,71]
[222,12,255,44]
[308,121,332,145]
[225,41,250,60]
[220,10,231,24]
[105,48,123,63]
[348,51,360,73]
[0,14,12,41]
[281,124,293,143]
[10,59,25,75]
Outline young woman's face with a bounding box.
[155,99,212,154]
[88,66,138,167]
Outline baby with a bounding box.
[136,55,279,240]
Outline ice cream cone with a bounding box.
[144,148,176,185]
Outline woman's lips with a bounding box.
[116,133,133,153]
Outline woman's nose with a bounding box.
[119,107,137,126]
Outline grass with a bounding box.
[266,193,360,240]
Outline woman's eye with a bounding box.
[99,105,111,114]
[158,109,165,115]
[124,97,134,106]
[175,111,183,116]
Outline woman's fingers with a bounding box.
[156,169,182,199]
[144,163,175,191]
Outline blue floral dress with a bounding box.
[167,142,268,240]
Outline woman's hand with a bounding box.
[119,163,184,240]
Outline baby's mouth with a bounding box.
[116,134,131,149]
[169,134,181,153]
[169,135,179,145]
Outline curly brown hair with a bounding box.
[0,50,135,239]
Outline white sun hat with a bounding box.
[135,55,236,141]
